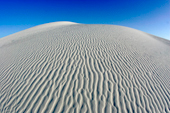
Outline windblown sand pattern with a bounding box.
[0,22,170,113]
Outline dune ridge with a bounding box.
[0,21,78,48]
[0,22,170,113]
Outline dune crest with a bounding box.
[0,21,78,47]
[0,22,170,113]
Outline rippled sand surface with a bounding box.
[0,22,170,113]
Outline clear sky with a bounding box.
[0,0,170,40]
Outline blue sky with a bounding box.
[0,0,170,40]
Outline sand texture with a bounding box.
[0,22,170,113]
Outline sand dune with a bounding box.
[0,22,170,113]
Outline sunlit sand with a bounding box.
[0,22,170,113]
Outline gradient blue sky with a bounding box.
[0,0,170,40]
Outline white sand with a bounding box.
[0,21,170,113]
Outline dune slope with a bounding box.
[0,22,170,113]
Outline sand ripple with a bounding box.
[0,23,170,113]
